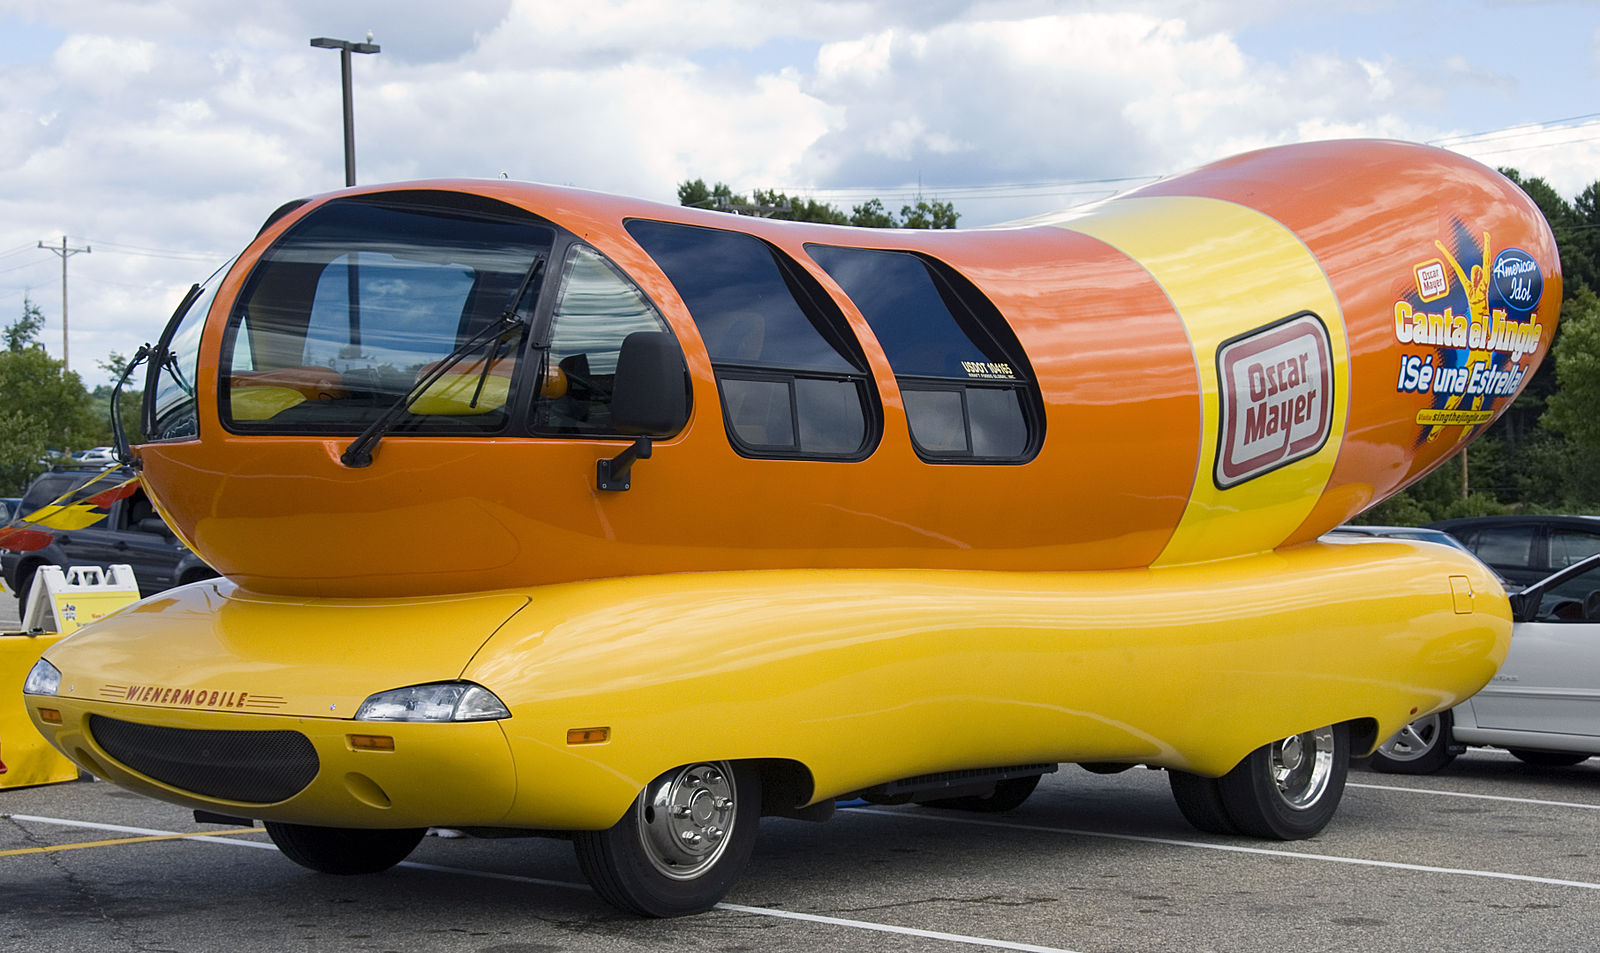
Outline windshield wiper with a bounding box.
[341,254,545,468]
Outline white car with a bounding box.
[1372,551,1600,772]
[71,447,118,466]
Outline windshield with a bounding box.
[221,196,554,435]
[145,275,226,442]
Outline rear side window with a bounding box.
[1548,528,1600,569]
[626,220,878,459]
[806,245,1041,462]
[1464,526,1534,569]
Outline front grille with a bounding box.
[89,716,319,804]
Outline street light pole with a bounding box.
[309,36,380,187]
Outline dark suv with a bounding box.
[1428,515,1600,586]
[0,468,216,609]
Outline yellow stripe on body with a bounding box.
[1059,197,1349,565]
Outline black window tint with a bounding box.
[627,220,877,460]
[806,244,1040,463]
[626,221,855,373]
[967,387,1030,457]
[903,389,966,452]
[795,378,867,454]
[722,378,794,449]
[1535,561,1600,621]
[806,247,1003,377]
[1549,529,1600,569]
[1470,526,1533,568]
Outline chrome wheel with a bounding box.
[1212,722,1350,839]
[636,762,739,880]
[574,760,761,917]
[1269,726,1336,810]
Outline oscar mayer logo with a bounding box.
[1215,312,1334,489]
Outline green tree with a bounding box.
[679,180,961,229]
[900,199,959,229]
[0,296,102,493]
[848,198,896,228]
[1538,285,1600,506]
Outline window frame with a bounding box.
[626,219,883,462]
[804,243,1044,465]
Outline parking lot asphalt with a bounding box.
[3,751,1596,953]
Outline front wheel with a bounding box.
[1370,711,1457,775]
[574,761,760,917]
[264,822,425,874]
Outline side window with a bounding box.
[626,220,877,459]
[532,244,687,436]
[1535,561,1600,622]
[1468,526,1534,569]
[806,244,1041,463]
[146,278,223,442]
[1548,528,1600,570]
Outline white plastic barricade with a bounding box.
[21,564,141,635]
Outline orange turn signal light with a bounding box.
[38,708,62,724]
[348,734,395,752]
[566,727,610,745]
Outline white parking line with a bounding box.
[844,807,1600,891]
[4,813,1080,953]
[1348,781,1600,810]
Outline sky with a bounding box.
[1,0,1598,386]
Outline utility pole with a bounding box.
[310,35,381,186]
[37,236,89,373]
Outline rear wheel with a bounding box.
[1168,771,1239,834]
[920,775,1042,813]
[264,822,425,874]
[1371,711,1457,775]
[1218,724,1349,839]
[574,761,760,917]
[1508,749,1590,768]
[1170,724,1349,840]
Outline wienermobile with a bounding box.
[23,139,1558,916]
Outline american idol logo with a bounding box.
[1491,248,1541,316]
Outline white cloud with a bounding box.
[0,0,1593,388]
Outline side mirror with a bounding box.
[610,331,689,436]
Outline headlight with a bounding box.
[355,682,510,722]
[23,659,61,696]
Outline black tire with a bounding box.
[264,822,425,875]
[1508,748,1591,768]
[1168,770,1240,834]
[1371,711,1457,775]
[920,775,1042,813]
[15,563,38,617]
[1215,723,1349,840]
[574,761,760,917]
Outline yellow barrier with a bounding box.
[1,632,77,789]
